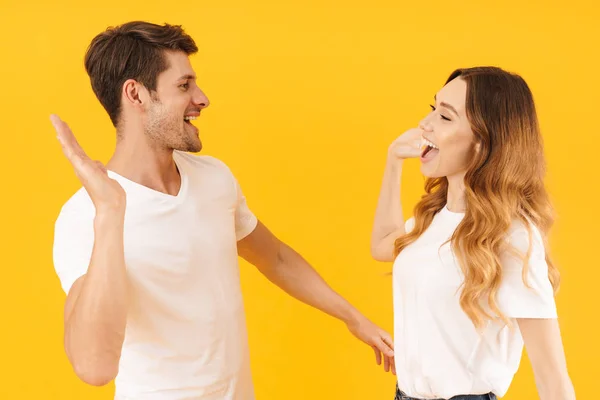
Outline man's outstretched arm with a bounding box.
[237,220,395,374]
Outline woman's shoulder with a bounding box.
[404,217,416,233]
[503,218,547,259]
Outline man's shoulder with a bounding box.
[56,187,95,222]
[53,187,96,239]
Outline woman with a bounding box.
[370,67,575,400]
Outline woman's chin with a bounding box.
[420,163,439,178]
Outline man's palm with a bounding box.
[50,114,125,213]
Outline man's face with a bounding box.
[144,50,209,152]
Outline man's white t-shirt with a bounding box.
[393,205,557,399]
[53,151,258,400]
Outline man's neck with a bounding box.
[106,132,182,197]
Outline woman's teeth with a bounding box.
[421,138,439,150]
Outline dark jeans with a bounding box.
[395,384,497,400]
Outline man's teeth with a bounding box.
[421,138,439,150]
[184,116,197,121]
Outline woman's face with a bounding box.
[419,77,477,179]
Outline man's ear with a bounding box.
[122,79,148,108]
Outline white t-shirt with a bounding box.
[53,151,259,400]
[393,205,557,399]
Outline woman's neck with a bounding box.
[446,173,467,213]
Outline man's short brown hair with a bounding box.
[84,21,198,127]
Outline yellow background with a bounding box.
[1,0,597,398]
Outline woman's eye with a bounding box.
[430,104,451,121]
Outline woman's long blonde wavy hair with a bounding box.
[394,67,560,329]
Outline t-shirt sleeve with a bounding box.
[404,217,416,233]
[496,223,557,319]
[233,178,258,241]
[52,203,95,294]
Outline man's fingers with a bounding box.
[384,354,390,372]
[381,331,394,350]
[49,114,62,132]
[372,346,382,366]
[51,115,77,159]
[50,114,72,147]
[50,115,89,161]
[375,337,395,358]
[384,356,396,374]
[50,114,93,174]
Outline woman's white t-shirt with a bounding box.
[393,205,557,399]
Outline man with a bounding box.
[51,21,394,400]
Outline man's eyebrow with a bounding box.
[177,74,196,81]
